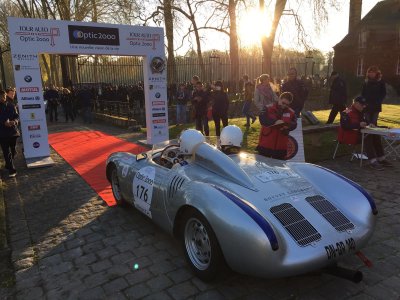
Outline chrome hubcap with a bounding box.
[184,218,211,270]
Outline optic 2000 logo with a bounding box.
[15,26,60,47]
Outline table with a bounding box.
[360,127,400,166]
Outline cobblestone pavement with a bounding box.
[2,120,400,300]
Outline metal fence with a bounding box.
[77,55,326,90]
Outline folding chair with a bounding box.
[332,127,368,161]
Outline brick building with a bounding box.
[333,0,400,94]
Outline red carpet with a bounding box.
[48,131,148,206]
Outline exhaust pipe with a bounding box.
[323,265,363,283]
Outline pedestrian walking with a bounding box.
[326,71,347,124]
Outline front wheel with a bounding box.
[181,209,225,281]
[110,166,126,206]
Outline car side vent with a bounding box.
[168,175,185,199]
[306,195,355,232]
[270,203,321,246]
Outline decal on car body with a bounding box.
[132,166,155,218]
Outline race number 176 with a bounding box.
[136,185,148,202]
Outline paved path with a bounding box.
[2,120,400,300]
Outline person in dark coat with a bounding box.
[210,81,229,137]
[361,65,386,126]
[44,84,60,122]
[0,90,20,177]
[61,88,75,122]
[327,71,347,124]
[175,83,190,125]
[281,67,308,118]
[77,87,93,123]
[192,81,210,136]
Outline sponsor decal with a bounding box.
[20,87,39,93]
[24,75,32,82]
[152,119,166,124]
[28,125,40,131]
[14,65,39,71]
[155,92,161,98]
[152,107,165,112]
[152,113,165,117]
[29,133,41,139]
[12,53,38,61]
[149,85,166,90]
[150,57,165,74]
[153,125,166,130]
[22,104,41,109]
[20,96,41,101]
[126,32,160,50]
[30,113,35,119]
[148,76,166,82]
[68,25,120,46]
[15,26,60,47]
[152,101,165,106]
[33,142,40,148]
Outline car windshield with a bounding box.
[152,139,180,154]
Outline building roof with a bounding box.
[334,0,400,48]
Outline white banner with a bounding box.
[8,17,168,158]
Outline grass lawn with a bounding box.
[143,104,400,162]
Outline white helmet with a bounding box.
[220,125,243,148]
[179,129,205,155]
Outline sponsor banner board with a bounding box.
[8,16,167,157]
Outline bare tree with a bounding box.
[259,0,341,74]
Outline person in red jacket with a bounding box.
[256,92,297,160]
[339,96,392,170]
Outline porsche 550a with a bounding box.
[106,128,377,281]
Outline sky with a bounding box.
[199,0,381,54]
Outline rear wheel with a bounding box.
[181,209,225,281]
[110,166,126,206]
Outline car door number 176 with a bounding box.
[136,185,148,202]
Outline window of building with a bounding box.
[357,57,364,77]
[358,31,367,48]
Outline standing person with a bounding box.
[175,83,190,125]
[326,71,347,124]
[44,84,60,122]
[254,74,277,112]
[61,88,75,122]
[78,87,93,123]
[281,67,308,117]
[361,65,386,126]
[256,92,297,160]
[339,96,392,170]
[242,82,256,128]
[6,87,16,106]
[210,81,229,137]
[192,81,210,136]
[0,90,20,177]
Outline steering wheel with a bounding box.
[159,144,180,168]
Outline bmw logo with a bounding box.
[155,92,161,98]
[33,142,40,148]
[24,75,32,83]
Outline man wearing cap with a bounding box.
[327,71,347,124]
[339,96,392,170]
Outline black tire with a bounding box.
[110,166,126,206]
[181,209,225,281]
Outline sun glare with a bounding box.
[238,9,271,47]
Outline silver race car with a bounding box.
[106,129,377,282]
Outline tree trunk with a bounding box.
[186,0,205,80]
[228,0,239,92]
[164,0,176,84]
[260,0,287,74]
